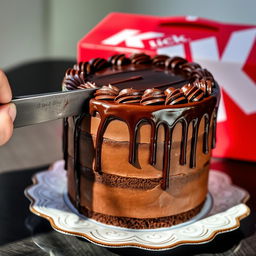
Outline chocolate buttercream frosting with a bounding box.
[94,84,119,101]
[63,68,85,89]
[181,83,204,102]
[108,54,131,66]
[62,53,220,221]
[141,88,166,105]
[165,87,187,105]
[115,88,142,104]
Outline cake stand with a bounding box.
[25,160,250,251]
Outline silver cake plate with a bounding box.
[25,160,250,251]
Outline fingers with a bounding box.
[0,103,16,146]
[0,70,15,146]
[0,69,12,103]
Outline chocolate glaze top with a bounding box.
[63,53,217,105]
[62,53,220,206]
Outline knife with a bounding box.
[11,88,97,128]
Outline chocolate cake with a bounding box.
[62,53,220,229]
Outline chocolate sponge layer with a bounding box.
[69,193,204,229]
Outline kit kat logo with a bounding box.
[102,28,256,122]
[102,29,188,48]
[188,28,256,122]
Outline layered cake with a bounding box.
[62,53,220,229]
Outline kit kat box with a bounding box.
[78,13,256,161]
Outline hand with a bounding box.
[0,70,16,146]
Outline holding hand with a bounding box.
[0,70,16,146]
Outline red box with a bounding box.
[78,13,256,162]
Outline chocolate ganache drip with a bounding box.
[90,96,218,189]
[63,53,220,205]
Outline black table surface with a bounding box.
[0,158,255,256]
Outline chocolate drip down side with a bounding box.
[63,118,69,170]
[73,115,86,211]
[89,94,217,190]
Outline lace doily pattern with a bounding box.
[25,161,250,251]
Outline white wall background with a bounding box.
[0,0,47,69]
[0,0,255,68]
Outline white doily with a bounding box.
[25,160,250,251]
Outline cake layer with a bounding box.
[67,155,209,218]
[68,193,205,229]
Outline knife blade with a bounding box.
[11,88,97,128]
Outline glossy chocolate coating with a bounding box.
[88,67,187,91]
